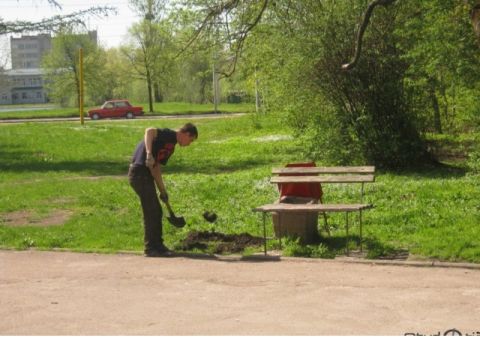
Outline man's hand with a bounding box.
[145,152,155,169]
[159,191,169,203]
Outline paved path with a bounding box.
[1,250,479,335]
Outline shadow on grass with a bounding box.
[0,159,129,176]
[166,158,277,174]
[0,149,277,176]
[381,161,468,179]
[278,234,410,260]
[321,235,409,260]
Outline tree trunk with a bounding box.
[471,2,480,43]
[428,79,442,134]
[146,68,153,113]
[154,82,163,102]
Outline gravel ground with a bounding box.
[1,249,479,335]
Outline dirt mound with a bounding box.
[181,230,264,254]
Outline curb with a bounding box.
[267,255,480,270]
[121,250,480,270]
[4,248,480,270]
[331,256,480,270]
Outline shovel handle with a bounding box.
[162,199,176,217]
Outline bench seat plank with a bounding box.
[270,175,375,184]
[272,166,375,175]
[253,203,373,213]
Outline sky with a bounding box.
[0,0,142,66]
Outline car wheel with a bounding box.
[126,112,135,119]
[91,113,100,120]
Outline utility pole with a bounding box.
[213,61,220,113]
[212,20,221,114]
[255,68,261,114]
[79,48,84,125]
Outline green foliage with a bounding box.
[282,238,334,259]
[42,28,110,107]
[243,1,429,168]
[396,0,480,134]
[466,137,480,173]
[98,49,138,103]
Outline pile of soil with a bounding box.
[181,230,264,254]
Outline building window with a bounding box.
[12,94,18,100]
[22,92,27,99]
[36,92,42,99]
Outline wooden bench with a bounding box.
[253,166,375,255]
[271,166,375,202]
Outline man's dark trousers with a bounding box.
[128,164,163,252]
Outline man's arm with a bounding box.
[150,164,168,198]
[144,127,158,166]
[144,127,168,201]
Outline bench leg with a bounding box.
[360,210,363,252]
[345,212,350,256]
[278,213,283,250]
[319,197,330,236]
[262,212,267,255]
[322,212,330,236]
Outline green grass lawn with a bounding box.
[0,102,255,119]
[0,114,479,262]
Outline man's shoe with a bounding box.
[144,244,173,257]
[144,250,173,257]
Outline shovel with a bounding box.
[163,199,186,228]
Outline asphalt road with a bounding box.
[0,113,245,124]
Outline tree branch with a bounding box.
[342,0,397,70]
[176,0,269,79]
[218,0,269,78]
[0,6,117,35]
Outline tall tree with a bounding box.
[42,28,108,107]
[240,1,429,167]
[124,0,171,112]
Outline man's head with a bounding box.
[176,122,198,146]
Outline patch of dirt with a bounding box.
[181,230,264,254]
[1,209,73,227]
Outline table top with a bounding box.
[253,203,373,213]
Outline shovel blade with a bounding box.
[167,215,186,228]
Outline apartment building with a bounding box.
[0,31,97,105]
[10,33,52,69]
[1,68,46,104]
[0,34,51,105]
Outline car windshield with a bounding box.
[101,102,114,109]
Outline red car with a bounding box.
[88,100,144,120]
